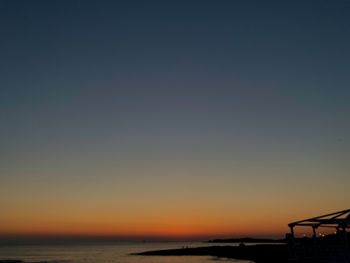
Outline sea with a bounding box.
[0,242,252,263]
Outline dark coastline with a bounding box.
[207,237,286,243]
[135,244,288,263]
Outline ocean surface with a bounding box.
[0,242,252,263]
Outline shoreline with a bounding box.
[134,244,288,263]
[207,237,286,243]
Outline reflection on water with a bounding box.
[0,242,252,263]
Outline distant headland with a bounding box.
[207,237,286,243]
[134,244,288,263]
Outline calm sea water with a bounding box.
[0,242,252,263]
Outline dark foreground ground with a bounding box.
[135,244,288,263]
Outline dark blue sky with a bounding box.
[1,0,350,237]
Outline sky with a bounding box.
[1,0,350,241]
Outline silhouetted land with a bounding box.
[0,261,49,263]
[0,260,61,263]
[207,237,286,243]
[135,244,288,263]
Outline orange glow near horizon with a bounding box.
[2,193,349,240]
[0,208,296,239]
[2,186,349,240]
[0,223,287,239]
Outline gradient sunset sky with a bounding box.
[1,0,350,241]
